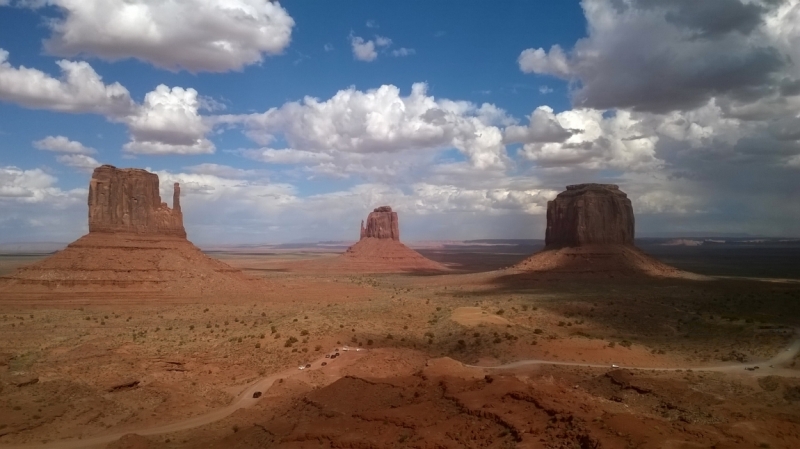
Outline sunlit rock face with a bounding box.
[88,165,186,238]
[360,206,400,241]
[545,184,634,248]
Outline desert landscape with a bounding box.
[0,168,799,449]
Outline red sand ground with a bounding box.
[0,233,266,298]
[510,244,706,280]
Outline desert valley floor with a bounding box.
[1,246,800,449]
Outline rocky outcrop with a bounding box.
[545,184,634,248]
[88,165,185,238]
[360,206,400,241]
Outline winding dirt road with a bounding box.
[3,336,799,449]
[0,350,366,449]
[472,333,800,378]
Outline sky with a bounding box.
[0,0,799,245]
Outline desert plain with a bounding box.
[1,173,799,449]
[0,243,799,449]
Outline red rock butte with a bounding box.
[0,165,264,299]
[545,184,634,247]
[513,184,698,279]
[295,206,447,273]
[88,165,186,238]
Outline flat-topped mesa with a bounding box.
[88,165,186,238]
[545,183,634,247]
[360,206,400,241]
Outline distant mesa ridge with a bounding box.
[88,165,186,238]
[545,183,634,248]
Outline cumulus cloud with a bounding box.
[218,83,511,170]
[350,35,378,61]
[504,106,574,144]
[350,34,394,61]
[33,135,96,155]
[519,0,795,113]
[184,163,261,178]
[123,85,214,155]
[0,49,135,116]
[518,45,571,78]
[39,0,295,72]
[518,108,662,171]
[0,166,83,203]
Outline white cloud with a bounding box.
[366,19,378,28]
[539,86,553,94]
[41,0,295,72]
[518,0,800,113]
[505,106,573,144]
[241,148,334,165]
[518,108,663,171]
[0,49,135,116]
[392,47,415,57]
[123,85,214,155]
[55,154,101,172]
[219,83,511,170]
[350,34,395,62]
[323,43,334,52]
[33,135,96,155]
[350,35,378,62]
[518,45,571,78]
[0,166,83,203]
[374,36,392,47]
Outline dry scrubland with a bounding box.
[1,251,800,448]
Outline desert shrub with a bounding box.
[271,325,277,334]
[493,337,502,344]
[367,339,373,346]
[284,336,298,347]
[260,333,265,339]
[189,325,194,330]
[261,312,266,316]
[255,343,261,349]
[521,305,529,311]
[496,309,505,315]
[620,340,632,348]
[315,345,322,351]
[300,330,309,336]
[403,325,408,330]
[473,332,481,338]
[386,334,393,339]
[784,386,800,402]
[608,341,616,348]
[534,329,543,334]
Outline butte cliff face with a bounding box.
[360,206,400,241]
[511,183,698,279]
[88,165,186,238]
[545,184,634,248]
[0,165,265,297]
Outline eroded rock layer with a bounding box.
[360,206,400,241]
[0,165,265,298]
[513,184,697,279]
[89,165,185,238]
[545,183,634,247]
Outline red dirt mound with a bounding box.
[511,245,704,279]
[0,232,266,297]
[293,238,448,274]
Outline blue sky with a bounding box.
[1,0,799,244]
